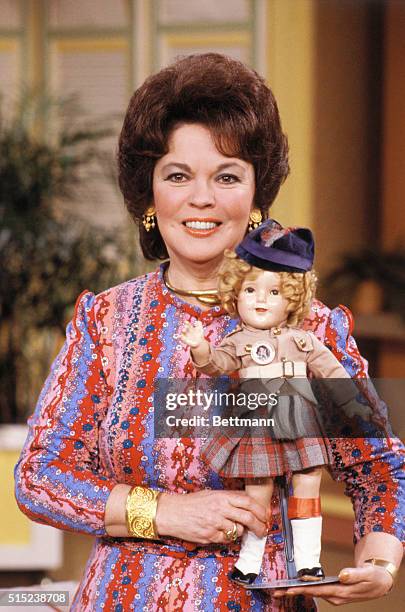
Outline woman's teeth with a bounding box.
[185,221,219,230]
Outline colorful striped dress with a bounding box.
[14,265,405,611]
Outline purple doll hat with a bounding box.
[235,219,314,272]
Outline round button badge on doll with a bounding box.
[250,341,275,365]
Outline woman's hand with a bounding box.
[155,489,268,545]
[273,564,394,605]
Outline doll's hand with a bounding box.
[180,320,205,348]
[343,399,372,420]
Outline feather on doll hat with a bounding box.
[235,219,314,272]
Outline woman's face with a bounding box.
[152,123,255,267]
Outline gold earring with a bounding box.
[248,208,262,231]
[142,207,156,232]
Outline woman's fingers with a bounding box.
[273,565,393,602]
[222,520,244,539]
[202,491,267,536]
[211,520,244,544]
[156,490,268,544]
[227,491,268,524]
[339,565,393,595]
[225,506,267,538]
[213,492,268,539]
[203,491,268,539]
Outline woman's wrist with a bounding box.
[353,532,403,593]
[125,486,161,540]
[362,558,398,590]
[105,484,164,539]
[154,492,172,538]
[105,483,131,536]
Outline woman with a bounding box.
[15,53,403,611]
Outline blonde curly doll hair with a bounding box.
[218,249,317,327]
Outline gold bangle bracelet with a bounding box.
[125,486,161,540]
[364,558,398,589]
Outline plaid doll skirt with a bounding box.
[201,399,331,478]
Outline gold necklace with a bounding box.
[163,270,220,305]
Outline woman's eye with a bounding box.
[218,174,239,184]
[166,173,187,183]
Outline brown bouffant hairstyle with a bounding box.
[219,250,317,327]
[118,53,289,260]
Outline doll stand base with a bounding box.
[232,576,340,590]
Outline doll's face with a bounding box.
[237,270,289,330]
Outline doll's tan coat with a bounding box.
[193,324,357,407]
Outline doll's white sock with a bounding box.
[235,529,267,575]
[290,516,322,571]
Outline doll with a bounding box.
[181,221,371,585]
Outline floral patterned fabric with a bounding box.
[14,265,405,611]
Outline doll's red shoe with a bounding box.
[297,566,325,581]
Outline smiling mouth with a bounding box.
[255,308,268,313]
[182,219,222,236]
[183,220,221,230]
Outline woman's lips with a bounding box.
[182,219,222,238]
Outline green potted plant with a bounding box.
[0,93,138,423]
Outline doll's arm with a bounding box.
[181,320,211,366]
[306,333,372,418]
[181,322,241,375]
[306,333,352,379]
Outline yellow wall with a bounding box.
[0,451,30,546]
[267,0,315,230]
